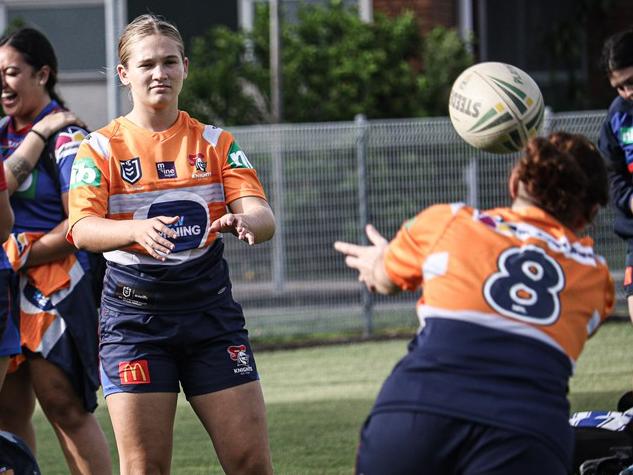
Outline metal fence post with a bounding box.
[272,126,286,292]
[464,157,479,208]
[355,114,373,337]
[542,106,554,136]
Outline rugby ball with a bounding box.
[448,62,544,154]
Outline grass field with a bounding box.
[29,320,633,474]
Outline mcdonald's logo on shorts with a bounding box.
[118,359,151,384]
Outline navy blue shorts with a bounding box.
[0,270,19,358]
[99,295,259,398]
[355,411,569,475]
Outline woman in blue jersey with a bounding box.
[0,28,111,474]
[0,161,13,391]
[68,14,275,474]
[335,133,613,474]
[598,29,633,327]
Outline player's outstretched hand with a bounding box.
[210,213,256,245]
[131,216,178,261]
[333,224,389,292]
[33,110,88,138]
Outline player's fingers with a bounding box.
[150,233,174,253]
[333,241,360,256]
[143,241,167,262]
[366,224,388,246]
[344,255,363,270]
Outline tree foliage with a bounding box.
[180,0,473,125]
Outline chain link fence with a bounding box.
[226,109,626,338]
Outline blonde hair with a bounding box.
[118,14,185,66]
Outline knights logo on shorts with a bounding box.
[227,345,253,375]
[120,157,142,184]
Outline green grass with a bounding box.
[30,321,633,474]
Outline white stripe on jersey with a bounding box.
[417,304,573,364]
[108,184,225,214]
[104,244,214,266]
[472,209,600,267]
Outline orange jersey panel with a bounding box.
[67,112,267,264]
[384,203,614,362]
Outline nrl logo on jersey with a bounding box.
[120,157,142,184]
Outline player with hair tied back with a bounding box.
[67,14,275,475]
[335,133,614,475]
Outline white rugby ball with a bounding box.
[448,62,544,154]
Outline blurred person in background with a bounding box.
[335,132,613,475]
[67,14,275,474]
[0,154,13,391]
[599,28,633,326]
[0,27,111,474]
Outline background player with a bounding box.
[0,27,111,474]
[598,28,633,325]
[67,14,275,474]
[335,132,614,474]
[0,154,13,390]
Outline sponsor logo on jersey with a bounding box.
[156,161,177,179]
[149,200,207,252]
[70,157,101,189]
[120,157,142,184]
[114,284,150,307]
[227,344,253,374]
[118,359,150,384]
[228,142,254,169]
[622,127,633,144]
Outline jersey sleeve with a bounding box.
[219,133,267,204]
[55,125,89,193]
[66,133,111,244]
[599,110,633,217]
[384,204,457,291]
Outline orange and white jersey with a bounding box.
[384,203,614,364]
[67,112,267,266]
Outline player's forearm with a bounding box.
[0,191,13,242]
[4,129,50,194]
[26,220,76,267]
[246,205,276,244]
[71,216,139,252]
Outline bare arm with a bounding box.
[71,215,178,262]
[333,224,399,295]
[0,189,13,243]
[4,111,86,194]
[210,196,276,245]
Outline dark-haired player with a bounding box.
[335,132,614,474]
[599,28,633,325]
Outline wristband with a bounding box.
[29,129,47,143]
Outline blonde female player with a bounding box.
[335,133,614,474]
[67,14,275,475]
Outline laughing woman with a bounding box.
[0,28,111,474]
